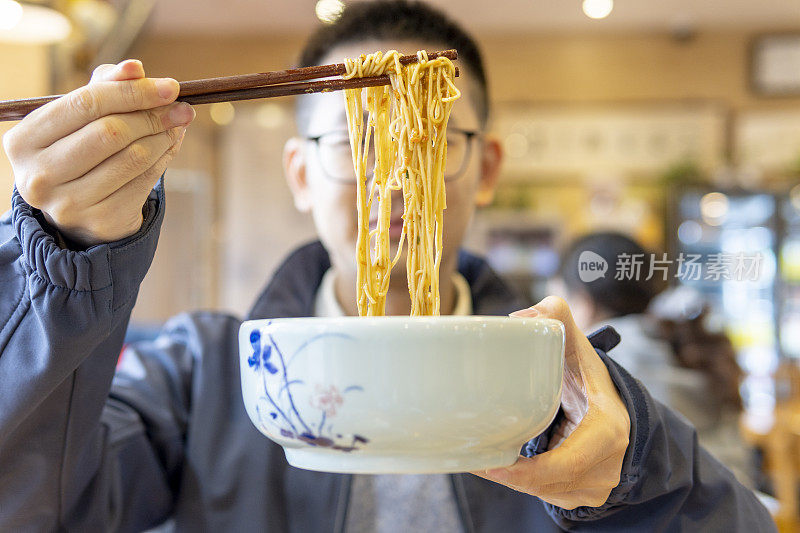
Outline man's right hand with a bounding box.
[3,59,195,247]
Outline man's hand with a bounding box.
[474,296,630,510]
[3,59,195,247]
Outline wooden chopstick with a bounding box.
[180,66,459,105]
[0,49,458,122]
[178,49,457,96]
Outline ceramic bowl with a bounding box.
[239,316,564,473]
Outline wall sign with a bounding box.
[493,103,728,180]
[751,34,800,96]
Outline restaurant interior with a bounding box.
[1,0,800,530]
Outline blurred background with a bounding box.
[1,0,800,528]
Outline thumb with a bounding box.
[513,296,583,363]
[516,296,607,383]
[90,59,145,84]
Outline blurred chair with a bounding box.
[741,361,800,532]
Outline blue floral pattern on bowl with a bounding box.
[247,324,369,452]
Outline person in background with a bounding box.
[556,231,753,485]
[0,1,773,531]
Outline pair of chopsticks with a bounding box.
[0,49,458,122]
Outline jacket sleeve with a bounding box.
[0,182,190,532]
[528,326,776,532]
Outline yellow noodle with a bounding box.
[343,50,460,316]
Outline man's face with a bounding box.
[285,39,500,279]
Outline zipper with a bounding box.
[450,474,476,533]
[333,474,353,533]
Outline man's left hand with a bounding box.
[473,296,630,510]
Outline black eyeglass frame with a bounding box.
[305,127,481,184]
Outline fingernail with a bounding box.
[115,59,139,75]
[510,307,539,318]
[169,102,195,125]
[156,78,180,100]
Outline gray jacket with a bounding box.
[0,183,775,532]
[592,314,753,487]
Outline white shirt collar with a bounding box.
[313,269,473,317]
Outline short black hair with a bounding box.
[560,232,665,317]
[295,0,488,135]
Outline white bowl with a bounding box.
[239,316,564,474]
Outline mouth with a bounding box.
[369,213,405,240]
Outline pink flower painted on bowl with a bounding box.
[310,384,344,417]
[249,325,367,451]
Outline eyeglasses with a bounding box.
[305,127,480,184]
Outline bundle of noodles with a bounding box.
[342,50,460,316]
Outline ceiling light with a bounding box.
[316,0,344,24]
[582,0,613,20]
[0,2,72,44]
[0,0,23,31]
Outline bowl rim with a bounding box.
[241,315,564,328]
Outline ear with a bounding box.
[283,137,312,212]
[474,135,502,207]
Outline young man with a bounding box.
[0,1,774,531]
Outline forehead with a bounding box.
[304,38,480,135]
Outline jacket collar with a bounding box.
[246,240,528,320]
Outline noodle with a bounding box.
[342,50,460,316]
